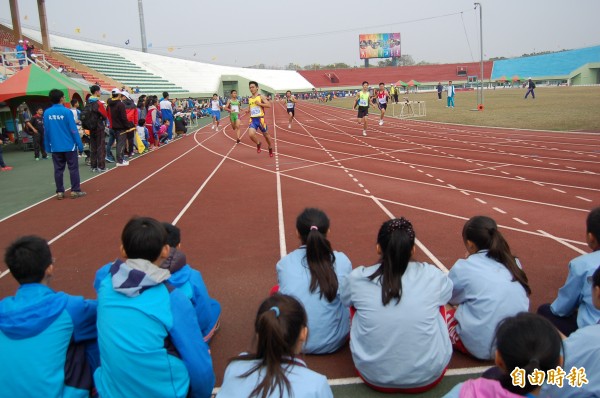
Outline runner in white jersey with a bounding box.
[376,82,390,126]
[210,93,223,131]
[285,90,297,129]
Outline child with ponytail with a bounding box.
[217,294,333,398]
[276,208,352,354]
[446,216,530,360]
[341,217,452,393]
[443,312,563,397]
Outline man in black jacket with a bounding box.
[524,78,536,99]
[107,89,133,166]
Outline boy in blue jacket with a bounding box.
[94,217,215,398]
[0,236,98,398]
[161,222,221,342]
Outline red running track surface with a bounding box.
[0,101,598,385]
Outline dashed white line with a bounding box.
[475,198,487,204]
[513,218,528,225]
[532,182,545,186]
[576,196,592,202]
[426,174,434,177]
[493,207,507,214]
[553,188,566,193]
[436,179,445,183]
[461,191,471,196]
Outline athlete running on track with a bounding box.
[246,81,273,157]
[376,82,390,126]
[354,81,373,136]
[224,90,242,143]
[285,90,297,129]
[210,94,223,131]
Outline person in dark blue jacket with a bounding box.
[94,217,215,398]
[0,235,99,398]
[44,89,85,200]
[161,222,221,342]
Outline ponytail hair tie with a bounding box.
[310,226,319,231]
[269,306,280,318]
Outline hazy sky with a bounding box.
[2,0,599,67]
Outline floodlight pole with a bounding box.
[474,2,483,108]
[138,0,148,52]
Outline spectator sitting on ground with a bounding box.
[93,217,215,398]
[0,235,99,397]
[158,119,170,144]
[160,223,221,342]
[537,206,600,335]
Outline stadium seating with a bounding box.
[298,62,493,88]
[54,47,188,94]
[491,46,600,82]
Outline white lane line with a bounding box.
[426,173,434,177]
[358,183,364,188]
[493,207,507,214]
[576,196,592,202]
[274,116,287,258]
[553,188,566,193]
[550,163,559,166]
[371,195,448,273]
[532,181,545,186]
[461,191,470,196]
[513,217,528,225]
[538,230,588,255]
[501,171,510,175]
[0,269,9,279]
[46,143,204,246]
[436,179,445,183]
[475,198,487,204]
[364,189,371,194]
[447,184,457,189]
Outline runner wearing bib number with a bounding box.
[210,94,223,131]
[377,82,390,126]
[247,81,274,157]
[285,90,297,129]
[353,81,372,136]
[225,90,242,143]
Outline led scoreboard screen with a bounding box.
[359,33,401,59]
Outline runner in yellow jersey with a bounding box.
[247,81,273,157]
[224,89,242,143]
[353,81,373,136]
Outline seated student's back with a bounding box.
[538,207,600,336]
[218,294,332,398]
[341,218,452,392]
[276,208,351,354]
[94,217,214,398]
[161,222,221,342]
[0,236,98,398]
[542,265,600,398]
[448,216,530,360]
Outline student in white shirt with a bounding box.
[217,294,333,398]
[342,217,452,393]
[446,216,531,360]
[276,208,351,354]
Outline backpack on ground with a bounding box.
[81,101,101,130]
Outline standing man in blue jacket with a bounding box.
[0,235,99,397]
[44,89,86,200]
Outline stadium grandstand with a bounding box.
[491,45,600,85]
[298,62,493,89]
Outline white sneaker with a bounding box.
[116,160,129,166]
[362,131,367,136]
[379,120,384,126]
[288,124,291,128]
[211,125,215,130]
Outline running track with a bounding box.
[0,101,599,386]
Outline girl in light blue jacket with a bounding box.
[276,208,351,354]
[447,216,531,360]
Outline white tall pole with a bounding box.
[138,0,148,53]
[474,2,484,107]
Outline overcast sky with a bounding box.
[2,0,599,67]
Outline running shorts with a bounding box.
[212,110,221,121]
[357,106,369,118]
[230,113,239,122]
[249,117,268,133]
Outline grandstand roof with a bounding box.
[298,62,493,88]
[491,46,600,80]
[12,25,315,95]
